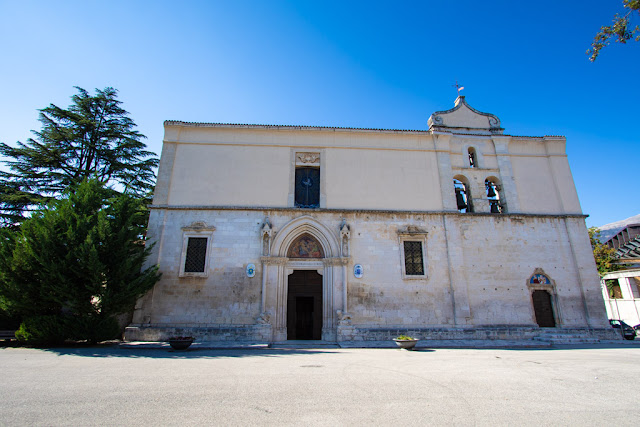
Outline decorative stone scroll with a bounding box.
[181,221,216,232]
[256,311,271,325]
[296,152,320,165]
[336,310,352,326]
[397,225,428,236]
[427,96,504,135]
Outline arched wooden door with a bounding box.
[532,290,556,327]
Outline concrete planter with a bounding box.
[168,338,193,350]
[393,338,419,350]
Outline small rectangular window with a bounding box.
[631,277,640,298]
[403,241,424,276]
[605,279,622,299]
[184,237,208,273]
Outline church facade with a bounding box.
[126,97,614,343]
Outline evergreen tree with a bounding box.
[0,179,160,344]
[0,87,158,226]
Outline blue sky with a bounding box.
[1,0,638,228]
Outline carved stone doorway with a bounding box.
[532,290,556,327]
[287,270,323,340]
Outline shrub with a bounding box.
[15,315,69,346]
[82,316,122,344]
[396,335,416,340]
[0,180,160,346]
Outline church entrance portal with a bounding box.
[287,270,323,340]
[532,290,556,327]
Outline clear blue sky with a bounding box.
[1,0,638,228]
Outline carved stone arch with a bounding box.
[453,174,473,213]
[526,268,560,327]
[485,175,501,185]
[485,175,505,213]
[266,215,343,342]
[271,215,340,258]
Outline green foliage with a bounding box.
[0,179,161,345]
[604,279,622,298]
[588,227,624,275]
[396,335,415,340]
[15,315,69,346]
[0,87,158,226]
[588,0,640,61]
[0,308,20,330]
[14,314,121,346]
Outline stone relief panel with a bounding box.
[296,152,320,165]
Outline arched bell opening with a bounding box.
[485,177,505,213]
[468,147,478,168]
[453,176,473,213]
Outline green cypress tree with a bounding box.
[0,180,160,344]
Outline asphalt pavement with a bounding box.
[1,343,639,426]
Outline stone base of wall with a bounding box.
[125,323,619,343]
[124,324,272,342]
[344,326,620,341]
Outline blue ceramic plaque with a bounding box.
[354,264,363,278]
[246,263,256,278]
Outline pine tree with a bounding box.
[0,179,160,344]
[0,87,158,226]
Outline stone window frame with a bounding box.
[288,150,325,208]
[179,222,216,278]
[398,226,428,280]
[526,268,561,326]
[462,144,484,169]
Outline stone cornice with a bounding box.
[151,204,588,219]
[261,256,288,265]
[323,257,350,267]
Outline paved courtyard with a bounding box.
[1,343,639,426]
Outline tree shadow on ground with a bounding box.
[24,344,341,359]
[5,341,639,358]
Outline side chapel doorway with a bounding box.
[287,270,323,340]
[532,290,556,327]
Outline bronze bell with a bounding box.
[456,188,467,210]
[486,183,496,198]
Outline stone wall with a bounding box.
[129,208,609,342]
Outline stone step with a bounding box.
[533,335,601,344]
[270,341,341,349]
[548,338,601,344]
